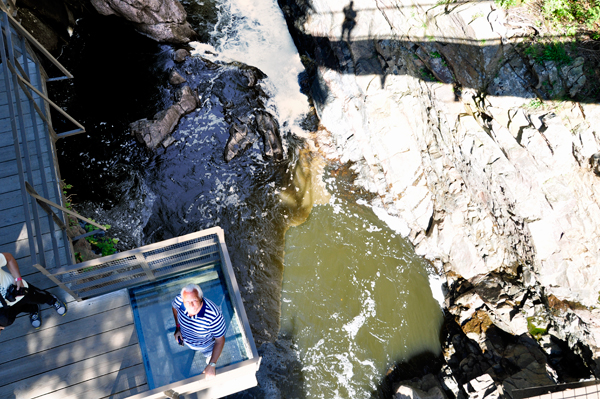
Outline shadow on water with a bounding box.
[278,0,600,104]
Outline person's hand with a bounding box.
[174,329,183,345]
[203,364,216,379]
[15,279,24,289]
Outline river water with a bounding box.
[52,1,444,398]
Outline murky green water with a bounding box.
[280,194,444,398]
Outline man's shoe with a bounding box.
[30,305,42,329]
[51,295,67,316]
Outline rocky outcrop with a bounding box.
[279,0,600,392]
[89,0,196,43]
[130,85,197,148]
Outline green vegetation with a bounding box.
[84,221,119,256]
[542,0,600,29]
[527,98,544,109]
[495,0,518,8]
[524,41,572,65]
[527,316,549,340]
[420,67,437,81]
[62,181,74,210]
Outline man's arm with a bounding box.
[172,306,183,344]
[3,253,24,289]
[203,335,225,379]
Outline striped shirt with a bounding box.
[172,295,226,354]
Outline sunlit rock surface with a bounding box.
[89,0,196,43]
[279,0,600,389]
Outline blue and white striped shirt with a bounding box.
[172,295,226,354]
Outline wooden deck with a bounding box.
[0,280,148,399]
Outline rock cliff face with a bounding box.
[89,0,196,43]
[279,0,600,394]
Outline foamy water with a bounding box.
[189,0,309,136]
[281,194,444,398]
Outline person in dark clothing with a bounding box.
[341,1,357,42]
[0,252,67,331]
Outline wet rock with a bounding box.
[415,46,455,84]
[161,136,176,148]
[394,384,448,399]
[563,57,586,97]
[590,153,600,175]
[464,374,501,399]
[242,69,258,87]
[224,123,255,162]
[173,48,190,63]
[256,112,284,161]
[73,236,101,261]
[89,0,197,43]
[130,85,197,148]
[169,70,186,85]
[176,85,198,113]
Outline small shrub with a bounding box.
[543,0,575,21]
[83,221,119,256]
[495,0,518,8]
[524,41,572,65]
[527,98,544,108]
[62,181,74,210]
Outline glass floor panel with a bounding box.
[129,264,250,389]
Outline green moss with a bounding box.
[527,316,548,340]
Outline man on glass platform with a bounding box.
[172,283,226,379]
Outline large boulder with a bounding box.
[89,0,196,43]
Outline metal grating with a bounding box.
[51,227,225,301]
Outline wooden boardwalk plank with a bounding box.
[0,225,66,255]
[0,114,45,136]
[0,206,63,246]
[0,242,69,270]
[0,303,135,365]
[0,150,52,179]
[0,190,23,211]
[0,32,151,399]
[0,321,139,387]
[31,364,147,399]
[0,290,129,344]
[0,167,57,195]
[1,345,143,399]
[0,130,48,156]
[0,186,59,213]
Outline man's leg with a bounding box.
[0,300,40,328]
[22,284,67,316]
[0,305,19,328]
[21,284,55,305]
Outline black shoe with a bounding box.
[51,295,67,316]
[30,305,42,329]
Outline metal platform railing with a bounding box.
[50,227,231,301]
